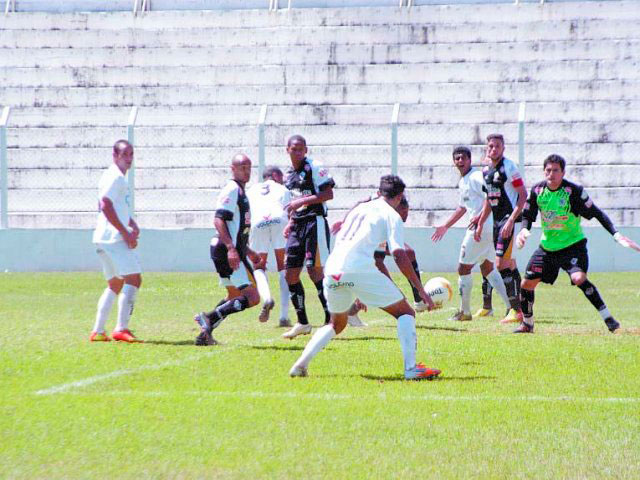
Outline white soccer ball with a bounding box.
[424,277,453,307]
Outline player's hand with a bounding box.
[431,225,448,242]
[227,246,240,271]
[130,222,140,239]
[331,220,344,235]
[283,222,292,239]
[516,228,530,249]
[122,230,138,249]
[353,299,368,313]
[418,289,436,311]
[468,215,480,230]
[474,225,483,242]
[614,232,640,252]
[500,218,515,238]
[248,250,265,270]
[286,198,304,214]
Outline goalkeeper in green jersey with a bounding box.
[513,154,640,333]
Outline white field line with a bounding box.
[40,389,640,404]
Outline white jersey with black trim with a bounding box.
[284,157,335,219]
[326,197,404,274]
[246,179,290,228]
[93,164,132,244]
[211,179,251,252]
[482,156,524,222]
[458,168,493,229]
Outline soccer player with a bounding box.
[514,154,640,333]
[281,135,335,339]
[289,175,440,380]
[478,134,527,323]
[90,139,142,343]
[193,154,263,346]
[246,166,292,327]
[431,146,514,321]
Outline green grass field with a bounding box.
[1,271,639,479]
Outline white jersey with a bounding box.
[247,179,290,228]
[458,168,493,229]
[93,164,132,244]
[326,197,404,274]
[211,179,251,252]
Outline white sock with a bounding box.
[397,314,417,371]
[458,274,473,315]
[293,324,336,368]
[278,270,289,319]
[254,269,272,303]
[598,306,612,321]
[487,269,510,311]
[116,284,138,331]
[93,288,116,333]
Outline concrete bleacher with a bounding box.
[1,1,639,229]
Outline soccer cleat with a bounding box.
[194,312,218,346]
[347,314,368,327]
[404,362,441,380]
[282,322,312,339]
[278,318,292,328]
[89,331,111,342]
[258,299,275,323]
[414,300,429,313]
[500,309,522,324]
[289,364,308,377]
[111,329,143,343]
[604,317,620,333]
[449,310,472,322]
[513,321,534,334]
[473,308,493,319]
[195,329,218,346]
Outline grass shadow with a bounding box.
[416,325,466,332]
[143,339,196,346]
[361,374,496,382]
[247,345,304,352]
[334,336,394,342]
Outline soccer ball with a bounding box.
[424,277,453,308]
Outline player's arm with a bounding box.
[100,196,137,248]
[331,195,374,234]
[516,186,539,249]
[393,248,434,310]
[431,206,466,242]
[473,198,492,242]
[128,217,140,239]
[287,184,334,213]
[501,174,527,238]
[374,250,392,279]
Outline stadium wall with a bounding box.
[3,227,640,272]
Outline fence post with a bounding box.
[127,106,138,213]
[258,104,268,179]
[0,106,10,229]
[391,103,400,175]
[517,102,526,184]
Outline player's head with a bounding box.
[486,133,505,162]
[396,196,409,222]
[452,146,472,176]
[286,135,308,165]
[231,153,252,185]
[543,154,566,188]
[263,166,284,184]
[379,175,406,208]
[112,139,133,173]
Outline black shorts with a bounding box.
[285,215,330,269]
[524,238,589,285]
[493,218,520,259]
[210,243,254,289]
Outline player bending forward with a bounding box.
[431,146,514,321]
[194,154,263,345]
[514,154,640,333]
[289,175,440,380]
[247,166,292,327]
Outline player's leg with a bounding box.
[253,253,275,323]
[274,247,291,327]
[107,242,143,343]
[479,259,511,313]
[496,226,523,323]
[91,247,121,341]
[514,247,550,333]
[306,216,331,324]
[405,244,426,312]
[283,219,311,336]
[450,262,473,321]
[475,223,500,318]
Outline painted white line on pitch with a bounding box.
[51,389,640,404]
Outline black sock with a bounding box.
[481,276,493,310]
[500,269,519,311]
[410,260,422,303]
[288,282,308,325]
[520,288,535,324]
[578,280,606,311]
[205,295,249,329]
[205,298,227,320]
[314,280,330,324]
[512,268,522,298]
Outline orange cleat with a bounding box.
[89,332,111,342]
[112,329,143,343]
[405,362,441,380]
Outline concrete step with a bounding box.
[2,38,637,68]
[3,59,638,88]
[3,80,639,107]
[2,19,638,49]
[8,122,640,148]
[2,2,637,30]
[9,101,640,127]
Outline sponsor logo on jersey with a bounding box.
[319,169,328,177]
[330,274,343,281]
[221,196,230,205]
[328,280,355,290]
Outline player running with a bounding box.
[289,175,440,380]
[431,146,514,321]
[246,166,292,327]
[514,154,640,333]
[193,154,263,346]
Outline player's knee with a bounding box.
[406,246,416,262]
[521,279,537,290]
[108,277,124,293]
[285,268,300,284]
[307,266,324,282]
[571,272,587,286]
[245,287,261,307]
[458,264,472,276]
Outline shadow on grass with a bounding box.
[361,374,496,382]
[381,325,466,332]
[334,336,394,342]
[247,345,304,352]
[144,339,196,346]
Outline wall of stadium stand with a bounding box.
[1,0,639,271]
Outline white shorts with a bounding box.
[323,270,405,314]
[95,241,141,280]
[249,218,286,253]
[219,260,255,289]
[458,226,495,266]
